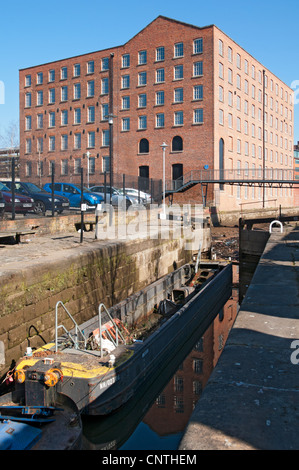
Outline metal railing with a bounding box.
[98,303,126,357]
[164,168,297,192]
[55,301,87,352]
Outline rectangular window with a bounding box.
[73,63,80,77]
[87,80,94,97]
[74,108,81,124]
[174,111,183,126]
[25,138,32,154]
[49,88,55,104]
[87,106,95,123]
[37,137,43,153]
[61,134,68,150]
[36,90,43,106]
[37,113,43,128]
[174,42,184,57]
[25,92,31,107]
[219,109,224,125]
[49,111,55,127]
[102,156,110,173]
[88,131,95,148]
[49,136,55,151]
[61,159,68,175]
[74,83,81,99]
[156,46,165,62]
[174,65,183,80]
[61,86,68,101]
[89,157,95,174]
[74,133,81,149]
[25,161,32,177]
[193,61,203,77]
[74,158,81,174]
[138,50,147,65]
[102,103,109,120]
[156,91,164,105]
[219,62,223,79]
[139,115,147,130]
[101,77,109,94]
[156,68,165,83]
[194,85,203,101]
[138,93,147,108]
[101,57,109,71]
[156,113,164,128]
[25,115,32,130]
[25,75,31,87]
[138,71,147,86]
[122,117,130,131]
[49,70,55,82]
[37,72,43,85]
[122,96,130,110]
[194,108,203,124]
[122,54,130,68]
[61,66,67,80]
[61,109,68,125]
[121,75,130,89]
[193,38,203,54]
[174,88,183,103]
[87,60,94,74]
[102,129,110,146]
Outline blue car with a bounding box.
[43,182,103,209]
[3,181,70,215]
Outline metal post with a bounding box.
[80,167,84,243]
[11,157,15,220]
[51,162,55,217]
[86,151,90,189]
[160,142,168,219]
[262,69,266,208]
[109,53,114,206]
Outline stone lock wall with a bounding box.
[0,230,197,378]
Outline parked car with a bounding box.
[89,186,135,209]
[118,187,151,204]
[0,191,5,218]
[0,182,35,215]
[3,181,70,215]
[43,182,103,209]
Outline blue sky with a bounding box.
[0,0,298,144]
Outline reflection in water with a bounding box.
[82,267,238,451]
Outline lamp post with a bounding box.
[108,113,114,206]
[160,142,168,219]
[86,151,90,188]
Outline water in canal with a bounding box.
[82,281,238,451]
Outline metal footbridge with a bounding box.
[165,168,299,195]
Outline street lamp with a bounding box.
[108,113,114,206]
[160,142,168,219]
[86,151,90,188]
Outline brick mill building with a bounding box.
[19,16,295,212]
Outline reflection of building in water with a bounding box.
[144,268,238,436]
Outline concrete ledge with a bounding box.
[179,227,299,450]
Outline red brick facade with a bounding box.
[19,16,295,209]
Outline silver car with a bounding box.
[89,186,138,209]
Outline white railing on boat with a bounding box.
[55,301,88,352]
[55,301,126,355]
[98,303,126,357]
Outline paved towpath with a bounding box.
[179,226,299,450]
